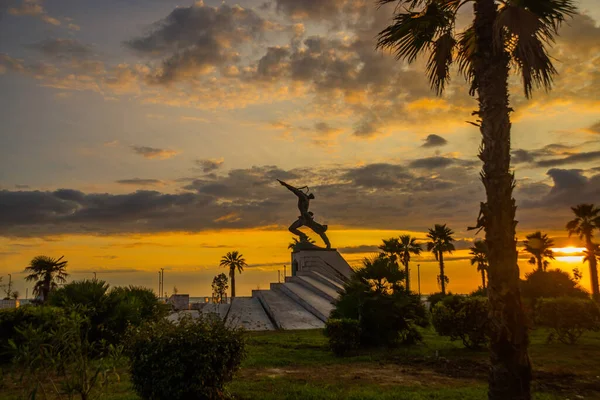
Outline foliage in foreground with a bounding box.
[0,306,65,365]
[9,309,122,400]
[432,296,489,349]
[49,279,166,346]
[331,255,428,348]
[535,297,600,344]
[127,315,246,400]
[324,318,361,356]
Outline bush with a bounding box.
[535,297,600,344]
[432,296,489,349]
[331,255,429,347]
[324,318,360,356]
[426,292,455,311]
[0,306,65,364]
[469,286,487,297]
[128,315,246,400]
[521,269,589,303]
[49,280,165,345]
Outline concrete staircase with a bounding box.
[219,269,344,331]
[195,250,352,331]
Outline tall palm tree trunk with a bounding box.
[586,237,599,301]
[537,256,543,272]
[474,0,531,398]
[404,261,410,292]
[481,269,486,289]
[230,270,236,299]
[439,251,445,295]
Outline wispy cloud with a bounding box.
[131,146,179,160]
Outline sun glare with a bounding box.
[551,247,586,263]
[551,247,586,254]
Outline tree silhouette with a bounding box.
[426,224,455,295]
[523,231,555,272]
[219,251,247,299]
[376,0,575,395]
[567,204,600,300]
[24,255,68,303]
[398,235,422,292]
[288,237,315,251]
[211,273,229,304]
[470,240,489,289]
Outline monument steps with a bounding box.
[253,289,324,330]
[271,282,334,322]
[300,270,345,292]
[288,275,339,302]
[225,297,275,331]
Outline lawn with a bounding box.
[3,327,600,399]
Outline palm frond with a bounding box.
[456,24,477,95]
[377,2,452,64]
[426,30,456,95]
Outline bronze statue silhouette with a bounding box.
[277,179,331,249]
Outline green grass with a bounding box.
[2,327,599,399]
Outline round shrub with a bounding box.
[324,318,360,356]
[432,296,489,349]
[128,315,246,400]
[535,297,600,344]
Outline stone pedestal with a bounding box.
[291,249,353,282]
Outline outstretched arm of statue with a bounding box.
[277,179,302,196]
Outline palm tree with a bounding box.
[397,235,421,292]
[567,204,600,300]
[470,240,488,289]
[219,251,247,299]
[523,232,555,272]
[379,237,400,265]
[288,237,315,251]
[377,0,575,396]
[426,224,455,295]
[24,255,68,302]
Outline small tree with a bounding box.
[212,273,229,304]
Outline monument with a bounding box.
[186,180,354,331]
[278,179,353,282]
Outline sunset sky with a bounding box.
[1,0,599,297]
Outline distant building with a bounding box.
[167,294,189,311]
[0,299,20,309]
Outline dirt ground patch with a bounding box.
[240,362,481,388]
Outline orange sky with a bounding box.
[0,228,591,298]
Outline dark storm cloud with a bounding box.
[28,38,92,58]
[421,134,448,148]
[2,159,595,238]
[512,149,535,164]
[519,169,600,215]
[341,163,412,189]
[126,2,274,84]
[116,178,163,186]
[409,157,455,169]
[535,151,600,168]
[195,159,224,173]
